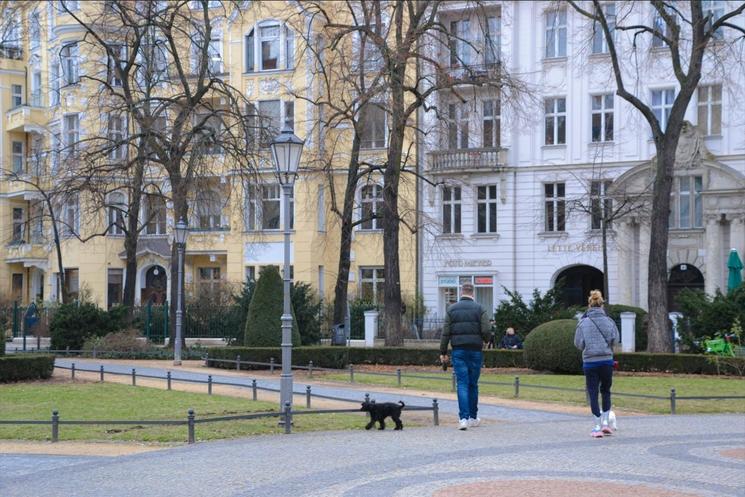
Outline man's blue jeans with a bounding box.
[452,348,482,420]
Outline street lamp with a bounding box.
[174,217,189,366]
[270,125,304,412]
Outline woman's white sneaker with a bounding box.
[468,418,481,427]
[458,419,469,430]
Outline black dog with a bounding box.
[360,401,405,430]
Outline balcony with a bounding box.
[436,62,501,87]
[6,105,46,133]
[428,147,506,173]
[4,241,48,267]
[0,45,22,60]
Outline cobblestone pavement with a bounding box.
[1,414,743,497]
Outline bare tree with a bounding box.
[566,0,745,351]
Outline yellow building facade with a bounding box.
[0,1,417,312]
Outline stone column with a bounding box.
[616,221,633,305]
[638,223,651,309]
[363,310,378,347]
[704,215,722,295]
[620,312,636,352]
[731,215,745,260]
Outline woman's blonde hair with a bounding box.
[588,290,604,308]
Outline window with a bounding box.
[12,208,25,243]
[195,189,223,230]
[545,9,567,58]
[64,114,79,157]
[245,29,254,72]
[591,94,614,142]
[590,180,613,230]
[245,184,291,231]
[592,3,616,54]
[651,88,675,130]
[702,0,725,39]
[360,184,382,230]
[442,186,462,234]
[482,100,500,148]
[448,103,469,149]
[544,97,566,145]
[544,183,566,232]
[144,195,166,235]
[51,133,61,174]
[477,185,497,234]
[30,136,42,176]
[12,84,22,107]
[359,267,384,304]
[29,11,41,49]
[50,62,60,105]
[284,100,294,131]
[317,185,326,232]
[208,36,223,74]
[360,104,386,149]
[670,176,703,229]
[12,141,24,174]
[258,99,281,147]
[58,0,80,11]
[245,266,256,283]
[107,268,123,308]
[285,25,294,69]
[62,195,79,237]
[31,71,41,106]
[108,115,126,160]
[109,45,127,86]
[60,43,79,85]
[651,7,674,48]
[196,113,223,154]
[261,184,281,230]
[260,24,279,70]
[198,267,222,296]
[484,16,500,65]
[29,202,44,243]
[11,274,23,301]
[449,19,471,67]
[697,85,722,136]
[108,192,126,235]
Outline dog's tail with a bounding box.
[398,401,405,409]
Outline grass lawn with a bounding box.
[320,370,745,414]
[0,382,365,443]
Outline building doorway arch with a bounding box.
[141,265,167,305]
[554,265,604,307]
[667,264,704,312]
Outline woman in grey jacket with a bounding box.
[574,290,619,438]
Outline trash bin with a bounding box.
[331,324,347,346]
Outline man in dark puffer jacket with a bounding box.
[439,283,490,430]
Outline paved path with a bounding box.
[1,414,743,497]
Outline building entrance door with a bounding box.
[667,264,704,312]
[141,265,167,305]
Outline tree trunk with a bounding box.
[122,149,146,318]
[45,196,67,304]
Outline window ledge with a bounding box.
[471,233,500,240]
[541,144,567,149]
[584,229,616,236]
[538,231,568,239]
[437,233,464,241]
[670,228,705,234]
[542,56,567,64]
[246,68,295,75]
[244,230,296,234]
[703,134,723,139]
[588,52,611,59]
[356,229,383,234]
[360,147,387,153]
[588,141,615,146]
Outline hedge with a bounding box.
[0,355,55,382]
[207,347,744,376]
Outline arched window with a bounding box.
[360,184,382,230]
[245,21,295,72]
[107,192,126,235]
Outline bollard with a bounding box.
[349,364,355,383]
[132,368,136,386]
[451,371,456,392]
[51,410,59,443]
[432,399,439,426]
[270,357,275,374]
[236,355,241,371]
[204,352,209,367]
[364,393,370,404]
[308,361,314,378]
[514,376,520,398]
[71,363,76,380]
[100,365,104,382]
[306,385,312,408]
[208,375,213,395]
[92,346,97,359]
[670,388,677,415]
[252,379,257,401]
[396,368,402,387]
[167,371,172,391]
[187,409,195,444]
[283,402,292,434]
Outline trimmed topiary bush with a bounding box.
[244,266,301,347]
[0,354,55,382]
[524,319,582,373]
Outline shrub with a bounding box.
[606,304,648,351]
[50,303,123,351]
[524,319,582,373]
[615,352,745,376]
[493,287,578,339]
[676,287,745,352]
[232,280,256,344]
[0,354,55,382]
[244,266,301,347]
[83,329,152,353]
[292,282,322,345]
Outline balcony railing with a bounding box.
[0,45,23,60]
[428,147,505,172]
[436,62,501,87]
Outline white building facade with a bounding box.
[419,1,745,321]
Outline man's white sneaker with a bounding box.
[458,419,469,430]
[468,417,481,427]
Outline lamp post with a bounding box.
[173,217,189,366]
[270,125,304,411]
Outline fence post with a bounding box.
[270,357,275,374]
[432,399,439,426]
[306,385,311,408]
[514,376,520,398]
[146,301,152,340]
[100,365,104,382]
[349,364,355,383]
[163,300,169,341]
[208,375,213,395]
[236,355,241,371]
[92,346,97,359]
[252,379,257,401]
[131,368,136,386]
[71,363,75,380]
[204,352,209,368]
[283,402,292,434]
[396,368,402,387]
[451,371,456,392]
[167,371,172,391]
[670,388,677,415]
[364,393,370,404]
[308,361,314,378]
[51,410,59,443]
[187,409,195,444]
